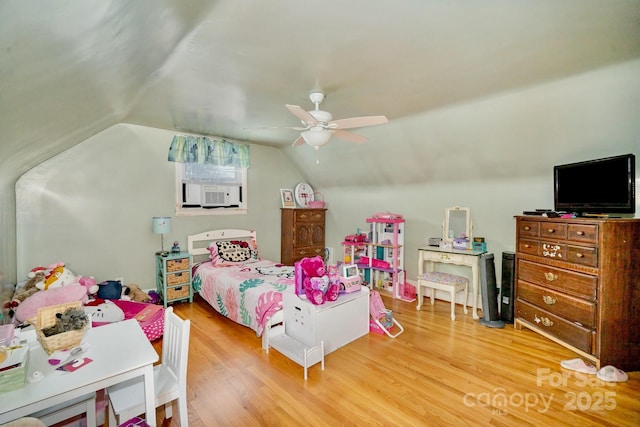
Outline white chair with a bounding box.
[107,307,190,426]
[30,393,96,427]
[416,272,469,320]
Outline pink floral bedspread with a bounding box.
[192,260,295,336]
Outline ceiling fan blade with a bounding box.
[329,115,388,130]
[286,104,318,125]
[333,129,367,144]
[291,135,306,147]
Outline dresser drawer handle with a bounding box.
[524,226,531,231]
[576,253,584,258]
[440,254,452,260]
[576,231,585,236]
[542,295,557,305]
[300,214,308,218]
[544,272,558,282]
[541,317,554,327]
[524,244,530,248]
[547,228,556,233]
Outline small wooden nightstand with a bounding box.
[155,252,193,308]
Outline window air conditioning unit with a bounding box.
[182,183,241,208]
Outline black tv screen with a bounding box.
[554,154,636,214]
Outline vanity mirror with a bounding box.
[443,206,472,243]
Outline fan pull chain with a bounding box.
[315,147,320,164]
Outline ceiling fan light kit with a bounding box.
[279,91,388,149]
[301,128,332,148]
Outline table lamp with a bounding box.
[152,216,171,256]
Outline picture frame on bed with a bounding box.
[280,188,295,208]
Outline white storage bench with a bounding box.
[265,287,370,379]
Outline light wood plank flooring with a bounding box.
[152,294,639,427]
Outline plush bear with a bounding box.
[295,255,325,295]
[122,284,151,303]
[294,255,340,305]
[10,267,46,309]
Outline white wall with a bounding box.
[15,124,303,286]
[318,60,640,298]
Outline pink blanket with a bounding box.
[193,260,294,336]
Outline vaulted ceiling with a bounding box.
[2,1,639,185]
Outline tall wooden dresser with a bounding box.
[281,208,326,266]
[514,216,640,371]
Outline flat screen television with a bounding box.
[554,153,636,215]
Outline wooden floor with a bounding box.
[152,294,639,427]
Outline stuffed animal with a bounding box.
[77,276,99,297]
[295,255,339,305]
[122,284,151,303]
[97,280,122,300]
[10,267,46,309]
[36,263,77,291]
[41,306,89,337]
[84,300,125,324]
[14,285,88,324]
[147,290,160,305]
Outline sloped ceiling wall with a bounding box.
[1,1,639,284]
[2,1,639,177]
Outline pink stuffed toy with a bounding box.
[77,276,99,297]
[294,255,340,305]
[15,285,89,323]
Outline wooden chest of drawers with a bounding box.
[514,216,640,371]
[281,208,326,266]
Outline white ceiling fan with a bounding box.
[283,92,388,149]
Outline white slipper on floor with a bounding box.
[597,365,628,383]
[560,358,597,374]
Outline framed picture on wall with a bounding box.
[280,189,295,208]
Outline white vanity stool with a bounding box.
[416,272,469,320]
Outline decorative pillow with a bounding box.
[208,239,259,265]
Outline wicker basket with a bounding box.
[308,192,325,208]
[35,301,89,355]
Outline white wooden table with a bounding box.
[0,319,159,426]
[418,247,486,319]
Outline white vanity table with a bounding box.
[417,206,486,319]
[417,246,486,319]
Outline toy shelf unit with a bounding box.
[342,240,368,265]
[342,216,409,301]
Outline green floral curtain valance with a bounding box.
[168,135,249,167]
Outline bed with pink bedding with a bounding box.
[188,229,295,336]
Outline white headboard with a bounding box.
[187,229,257,261]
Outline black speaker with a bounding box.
[479,253,505,328]
[500,251,516,323]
